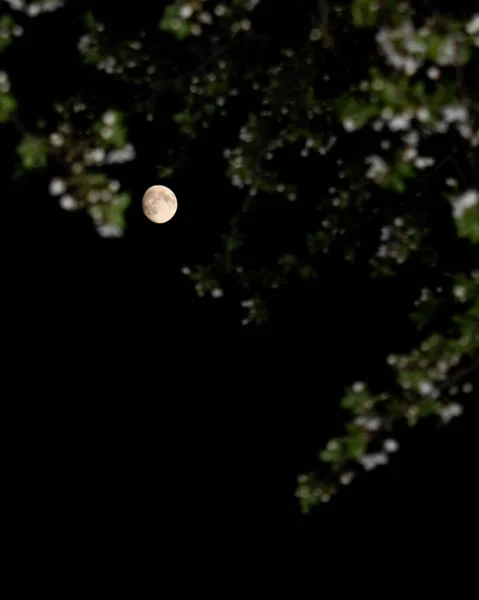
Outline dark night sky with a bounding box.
[4,0,476,574]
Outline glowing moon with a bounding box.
[142,185,178,224]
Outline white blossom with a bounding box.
[97,223,123,238]
[241,299,254,308]
[84,147,106,165]
[419,380,435,396]
[466,14,479,35]
[403,146,417,161]
[414,156,434,169]
[102,110,116,125]
[352,381,365,393]
[4,0,25,10]
[452,189,478,219]
[383,438,399,453]
[343,118,357,132]
[443,104,468,124]
[59,194,76,211]
[359,452,388,471]
[179,4,194,19]
[427,66,440,80]
[211,288,224,299]
[438,403,463,423]
[453,284,467,301]
[109,180,120,193]
[214,4,227,16]
[340,472,354,486]
[389,113,412,131]
[436,38,457,65]
[191,24,202,36]
[366,155,389,180]
[199,12,213,24]
[0,71,10,93]
[49,132,64,147]
[355,415,382,431]
[49,178,66,196]
[416,107,430,122]
[106,143,136,164]
[27,2,42,16]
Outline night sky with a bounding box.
[4,0,476,573]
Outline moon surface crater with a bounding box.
[142,185,178,224]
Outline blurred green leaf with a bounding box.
[0,93,17,122]
[17,136,48,169]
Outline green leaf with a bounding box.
[299,265,317,280]
[341,391,370,413]
[0,93,17,122]
[0,15,14,52]
[103,203,126,229]
[347,432,367,459]
[114,191,131,211]
[16,136,48,169]
[456,209,479,244]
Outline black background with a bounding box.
[3,0,476,576]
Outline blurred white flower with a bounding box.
[4,0,25,10]
[452,189,478,219]
[403,146,417,161]
[49,132,64,147]
[389,113,412,131]
[49,178,66,196]
[100,127,113,140]
[109,180,121,193]
[453,284,467,301]
[414,156,434,169]
[214,4,226,16]
[27,3,41,16]
[359,453,388,471]
[191,24,202,36]
[355,416,381,431]
[466,14,479,35]
[211,288,224,299]
[438,403,463,423]
[352,381,365,393]
[340,472,355,486]
[106,143,135,164]
[85,147,106,165]
[366,155,389,180]
[383,438,399,453]
[199,12,213,24]
[416,107,430,122]
[59,194,76,211]
[97,224,123,238]
[343,118,356,132]
[241,299,254,308]
[419,380,435,396]
[102,110,116,126]
[179,4,194,19]
[443,104,468,124]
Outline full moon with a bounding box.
[142,185,178,224]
